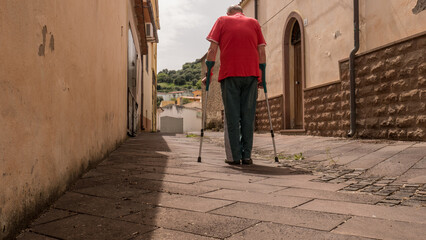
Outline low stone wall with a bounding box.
[255,94,283,132]
[305,32,426,140]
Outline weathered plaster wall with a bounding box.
[243,0,426,99]
[143,43,154,131]
[0,0,144,238]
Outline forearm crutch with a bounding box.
[260,64,279,163]
[198,61,215,162]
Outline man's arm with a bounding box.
[207,41,219,61]
[202,42,219,85]
[258,45,266,64]
[258,45,266,88]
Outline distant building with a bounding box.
[158,104,202,133]
[158,90,193,101]
[177,96,201,105]
[192,90,202,97]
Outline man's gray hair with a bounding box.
[227,5,243,14]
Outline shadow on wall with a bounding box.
[16,133,173,239]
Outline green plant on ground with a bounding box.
[278,152,304,161]
[293,152,304,161]
[325,147,338,165]
[186,134,198,138]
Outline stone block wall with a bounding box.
[255,95,283,132]
[201,53,224,129]
[304,33,426,140]
[304,81,348,137]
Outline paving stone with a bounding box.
[81,171,106,178]
[211,202,348,231]
[412,157,426,168]
[53,192,148,218]
[131,172,207,184]
[90,164,143,176]
[189,171,267,183]
[333,216,426,240]
[128,178,220,196]
[395,168,426,184]
[275,187,383,204]
[360,185,383,193]
[30,208,77,226]
[346,144,412,169]
[298,199,426,223]
[257,177,347,191]
[130,192,234,212]
[31,214,154,240]
[73,183,151,200]
[134,228,216,240]
[364,147,425,178]
[123,206,259,239]
[377,199,400,206]
[400,199,426,207]
[16,231,58,240]
[201,189,311,208]
[70,175,122,190]
[226,222,371,240]
[194,179,286,193]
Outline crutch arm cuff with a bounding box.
[206,61,215,69]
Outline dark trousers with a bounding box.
[221,76,258,162]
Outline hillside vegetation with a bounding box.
[157,59,202,92]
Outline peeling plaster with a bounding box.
[412,0,426,14]
[38,26,47,56]
[38,26,54,56]
[49,34,54,51]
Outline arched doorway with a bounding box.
[283,13,305,130]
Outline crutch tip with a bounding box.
[274,157,279,163]
[197,157,202,162]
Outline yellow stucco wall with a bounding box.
[243,0,426,99]
[0,0,146,237]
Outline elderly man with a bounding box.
[203,5,266,165]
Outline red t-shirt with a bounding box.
[207,13,266,82]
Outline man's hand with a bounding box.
[202,76,207,85]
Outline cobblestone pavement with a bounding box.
[205,132,426,207]
[16,132,426,240]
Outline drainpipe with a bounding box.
[254,0,258,20]
[347,0,360,137]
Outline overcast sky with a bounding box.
[157,0,239,71]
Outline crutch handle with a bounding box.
[259,63,267,93]
[205,61,215,91]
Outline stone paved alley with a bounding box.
[17,132,426,240]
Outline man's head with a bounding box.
[227,5,243,15]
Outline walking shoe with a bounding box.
[241,159,253,165]
[225,159,240,165]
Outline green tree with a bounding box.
[157,96,163,107]
[181,98,191,105]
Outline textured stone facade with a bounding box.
[201,52,224,129]
[255,95,283,132]
[305,33,426,141]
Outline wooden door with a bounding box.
[294,42,303,128]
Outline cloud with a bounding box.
[158,0,238,70]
